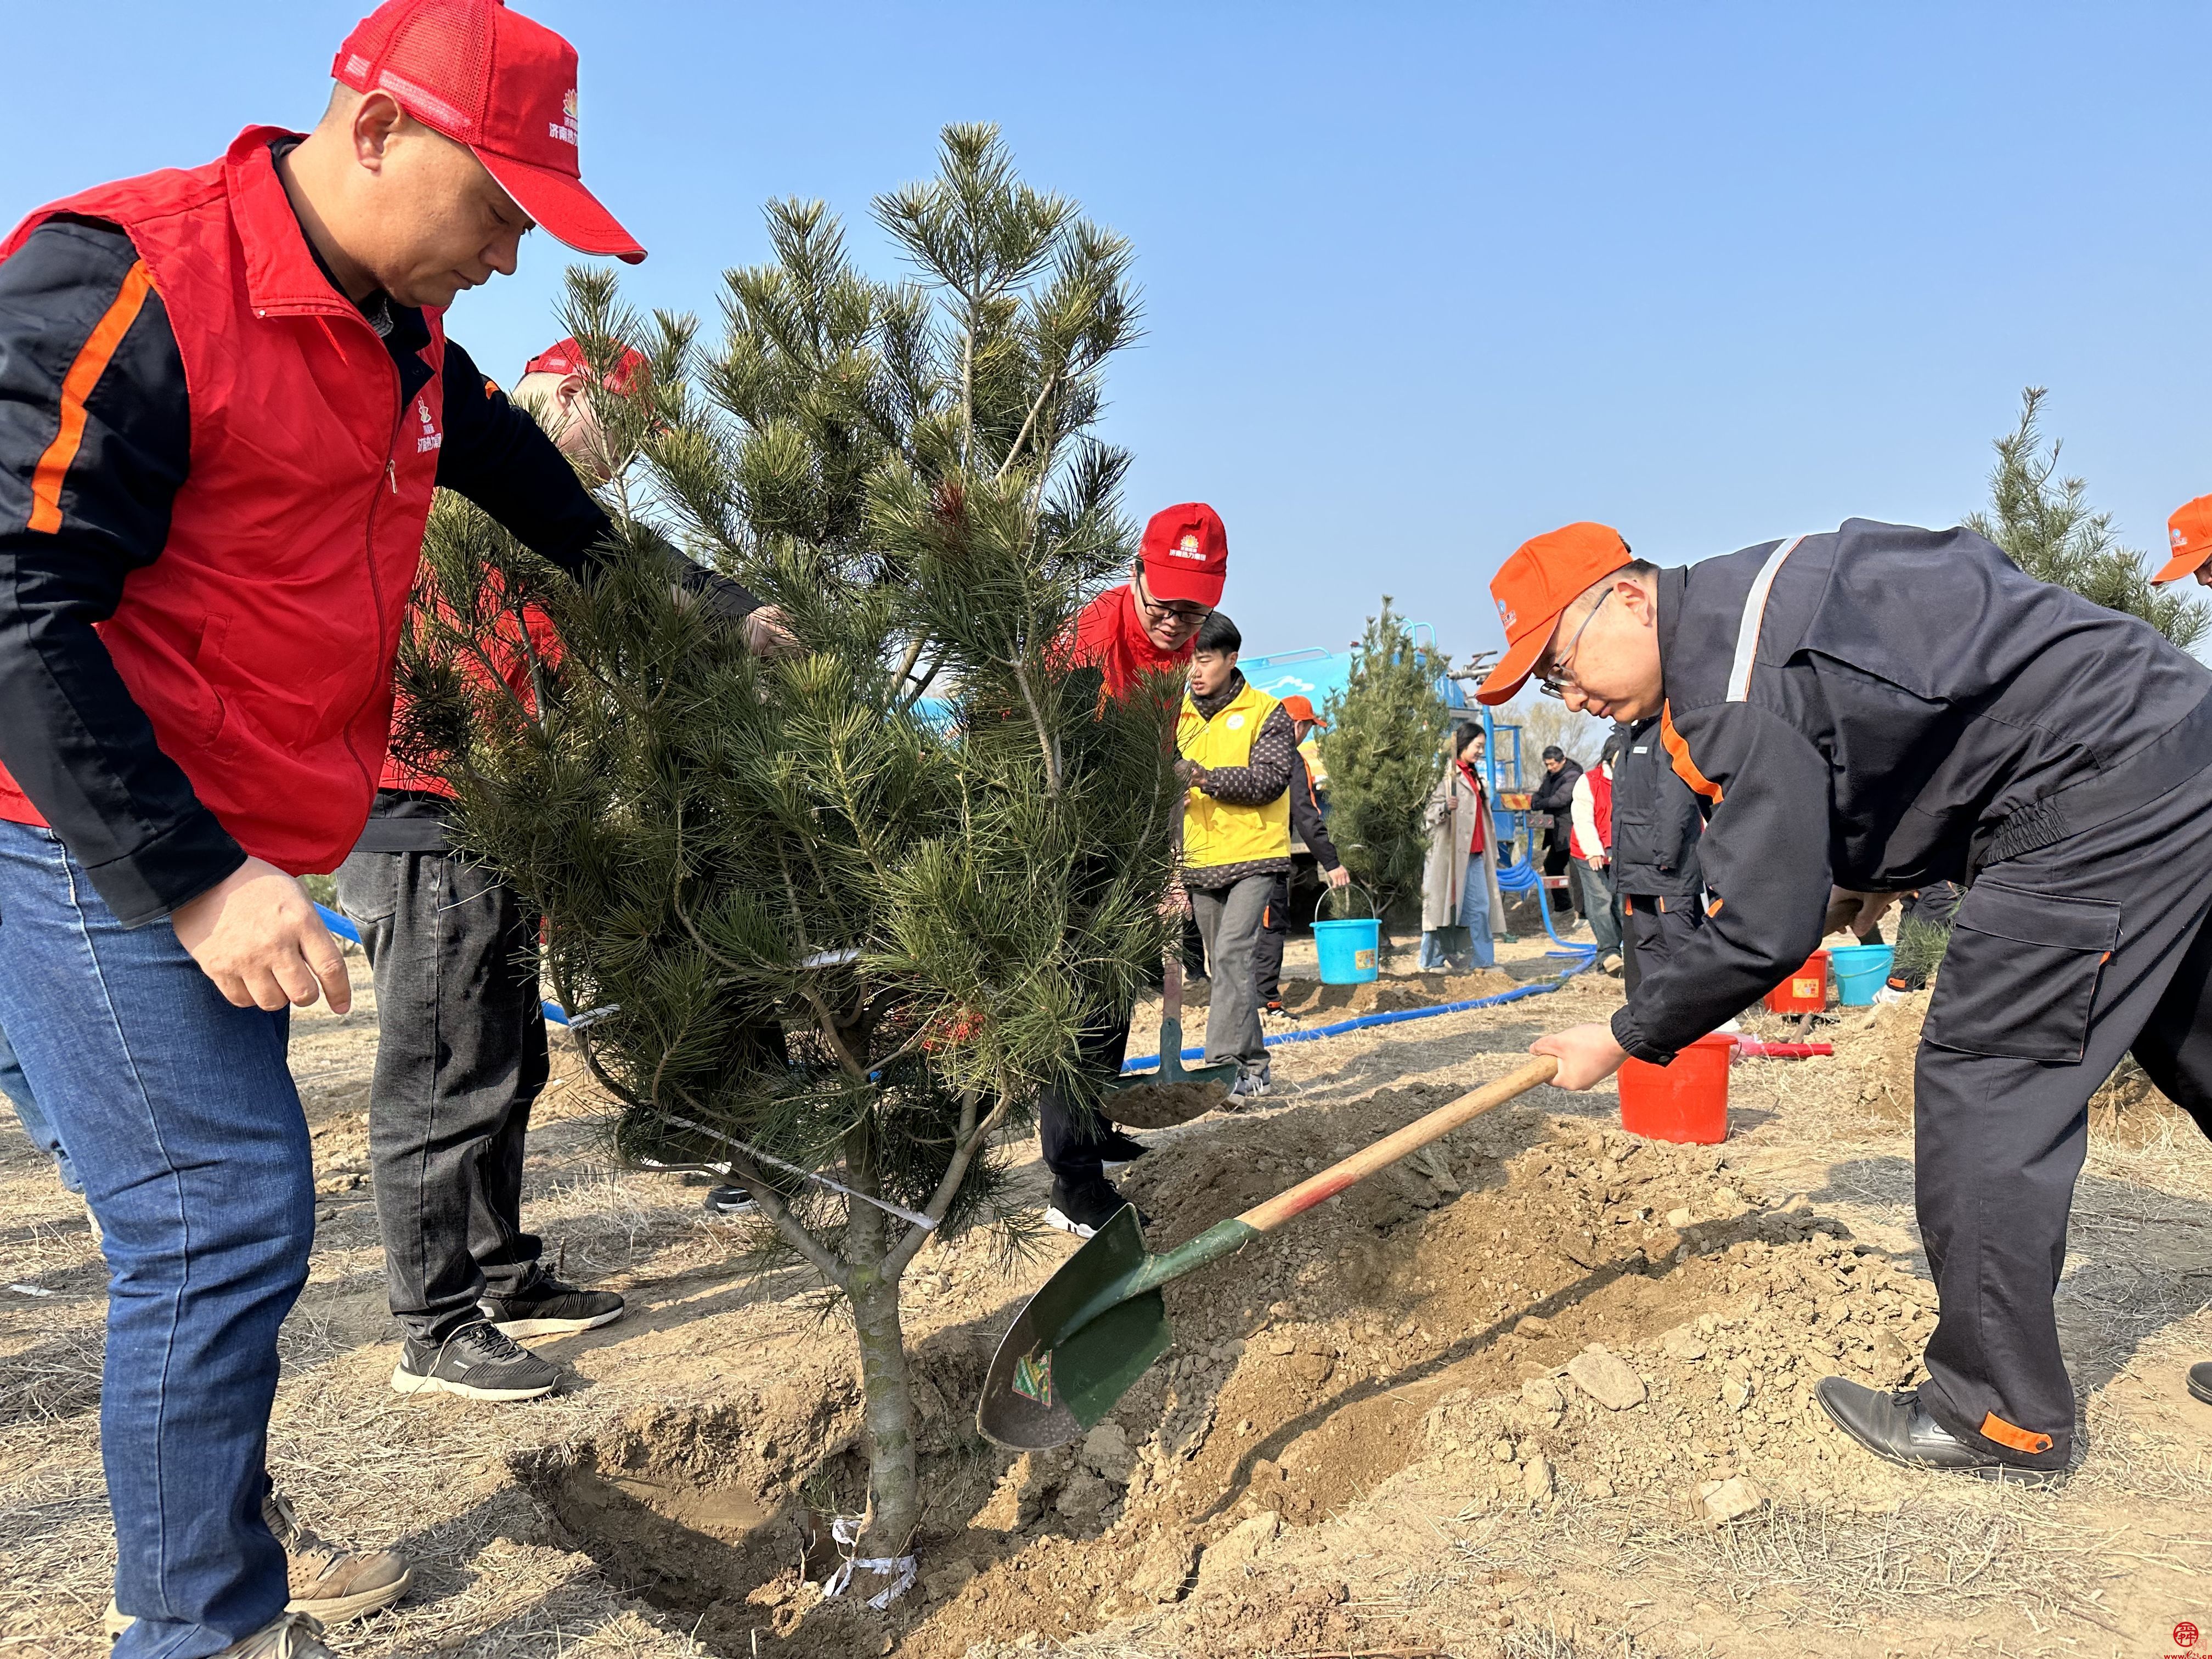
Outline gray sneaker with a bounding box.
[1226,1061,1272,1105]
[391,1319,560,1402]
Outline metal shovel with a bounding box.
[978,1055,1560,1448]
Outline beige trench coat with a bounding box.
[1421,761,1505,933]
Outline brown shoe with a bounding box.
[104,1493,410,1638]
[263,1490,413,1622]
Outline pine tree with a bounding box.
[396,125,1163,1583]
[1967,386,2208,652]
[1321,600,1451,932]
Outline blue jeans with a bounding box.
[1420,855,1497,970]
[0,821,309,1658]
[0,1018,82,1192]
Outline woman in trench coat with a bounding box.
[1419,723,1505,970]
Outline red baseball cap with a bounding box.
[2155,494,2212,583]
[523,335,648,394]
[1279,694,1327,728]
[333,0,645,265]
[1139,503,1228,608]
[1475,522,1633,706]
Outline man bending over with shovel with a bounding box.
[1481,519,2212,1485]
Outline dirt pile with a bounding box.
[527,1071,1904,1658]
[1839,989,2193,1143]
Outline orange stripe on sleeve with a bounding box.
[1660,701,1723,805]
[27,259,156,534]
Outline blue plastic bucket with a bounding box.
[1314,884,1381,984]
[1314,919,1381,984]
[1829,943,1895,1006]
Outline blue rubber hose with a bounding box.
[1121,953,1596,1072]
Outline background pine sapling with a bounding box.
[1968,385,2208,651]
[1321,599,1452,938]
[397,125,1167,1585]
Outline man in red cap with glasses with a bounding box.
[1480,517,2212,1490]
[0,4,769,1655]
[1038,503,1228,1236]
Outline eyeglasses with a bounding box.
[1133,570,1210,631]
[1536,590,1610,701]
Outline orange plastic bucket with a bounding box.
[1762,950,1829,1014]
[1618,1032,1735,1144]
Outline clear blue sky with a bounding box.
[7,3,2207,665]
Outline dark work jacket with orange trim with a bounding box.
[1609,715,1702,900]
[1616,519,2212,1063]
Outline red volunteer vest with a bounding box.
[381,571,560,798]
[1571,764,1614,861]
[0,127,447,873]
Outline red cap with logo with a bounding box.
[2154,493,2212,584]
[332,0,645,264]
[524,336,648,394]
[1475,522,1633,706]
[1139,503,1228,608]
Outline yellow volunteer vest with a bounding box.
[1299,732,1330,791]
[1178,679,1292,868]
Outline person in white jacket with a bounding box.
[1570,737,1624,964]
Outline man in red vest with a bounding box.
[0,5,764,1655]
[1045,503,1227,1235]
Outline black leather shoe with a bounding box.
[2189,1361,2212,1406]
[1814,1377,2065,1486]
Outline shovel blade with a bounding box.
[977,1205,1171,1449]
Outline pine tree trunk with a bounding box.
[850,1264,920,1559]
[844,1124,921,1565]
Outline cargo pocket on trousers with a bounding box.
[1922,878,2119,1062]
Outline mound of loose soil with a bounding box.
[525,1075,1886,1659]
[1841,989,2191,1144]
[1278,968,1518,1020]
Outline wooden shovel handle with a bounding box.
[1235,1056,1559,1234]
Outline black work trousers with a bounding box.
[1037,1001,1137,1188]
[1621,895,1703,999]
[1255,871,1292,1006]
[1914,768,2212,1472]
[336,847,548,1343]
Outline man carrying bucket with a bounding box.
[1255,695,1350,1020]
[1177,611,1296,1103]
[1481,518,2212,1481]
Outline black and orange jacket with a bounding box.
[1620,519,2212,1063]
[1610,716,1703,900]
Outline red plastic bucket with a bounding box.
[1618,1032,1735,1144]
[1762,950,1829,1014]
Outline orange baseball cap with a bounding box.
[1475,522,1633,706]
[2154,494,2212,583]
[1280,694,1326,727]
